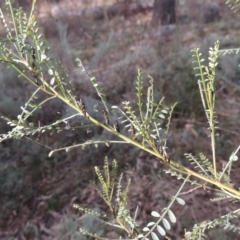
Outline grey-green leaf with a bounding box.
[168,210,176,223]
[147,222,155,227]
[50,77,55,85]
[151,232,159,240]
[176,197,185,205]
[157,225,166,236]
[233,155,238,161]
[163,218,171,230]
[159,114,165,119]
[161,109,168,114]
[41,53,47,61]
[48,68,53,75]
[151,211,160,218]
[230,154,238,161]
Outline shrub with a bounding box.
[1,0,240,239]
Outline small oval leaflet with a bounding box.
[230,154,238,161]
[137,234,144,238]
[163,218,171,230]
[50,77,55,85]
[176,197,185,205]
[90,77,96,82]
[66,147,72,152]
[41,53,47,61]
[151,211,160,218]
[150,134,157,139]
[147,222,155,227]
[161,109,168,114]
[233,155,238,161]
[143,227,150,232]
[48,68,53,75]
[150,232,159,240]
[157,225,166,236]
[168,209,176,223]
[159,114,165,119]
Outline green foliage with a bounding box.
[136,176,189,240]
[1,0,240,239]
[186,209,240,239]
[112,69,175,162]
[74,158,137,238]
[74,159,188,239]
[226,0,240,13]
[76,58,109,113]
[192,42,220,178]
[185,153,215,178]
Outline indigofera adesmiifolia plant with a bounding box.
[0,0,240,239]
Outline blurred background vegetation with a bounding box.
[1,0,240,239]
